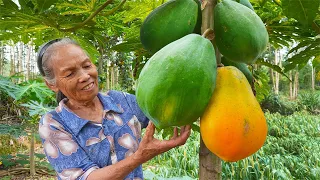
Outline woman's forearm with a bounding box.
[87,150,146,180]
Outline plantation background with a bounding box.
[0,0,319,179]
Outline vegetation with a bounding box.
[144,112,320,180]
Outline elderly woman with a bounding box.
[37,38,191,180]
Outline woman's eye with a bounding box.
[84,64,92,68]
[65,72,73,77]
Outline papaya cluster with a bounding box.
[137,0,268,162]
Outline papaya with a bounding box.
[136,34,217,129]
[140,0,199,54]
[232,0,254,10]
[214,0,268,64]
[221,56,254,85]
[200,66,267,162]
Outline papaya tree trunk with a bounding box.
[199,0,222,179]
[29,128,36,176]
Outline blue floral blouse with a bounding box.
[38,90,149,180]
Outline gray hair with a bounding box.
[41,38,79,84]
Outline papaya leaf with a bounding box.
[284,38,320,72]
[13,81,55,102]
[18,0,34,14]
[2,0,18,10]
[34,153,46,159]
[111,37,144,52]
[35,0,58,13]
[282,0,319,27]
[21,101,55,116]
[0,75,18,99]
[256,59,290,79]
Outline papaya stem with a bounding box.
[202,28,215,40]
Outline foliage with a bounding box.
[253,66,271,102]
[0,124,26,138]
[298,91,320,114]
[260,93,300,115]
[253,0,320,72]
[143,128,200,179]
[0,134,27,155]
[0,153,54,173]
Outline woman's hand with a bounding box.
[134,122,191,163]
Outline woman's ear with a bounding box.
[45,80,59,93]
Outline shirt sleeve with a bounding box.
[123,92,149,128]
[39,113,99,180]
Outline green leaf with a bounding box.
[21,100,55,116]
[16,154,29,160]
[2,0,18,10]
[282,0,320,27]
[34,153,46,159]
[35,0,58,12]
[284,38,320,72]
[13,81,54,102]
[256,59,290,79]
[111,37,144,52]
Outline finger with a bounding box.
[180,126,185,134]
[145,121,155,140]
[174,125,192,146]
[172,127,178,139]
[182,125,191,137]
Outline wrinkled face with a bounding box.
[48,44,99,103]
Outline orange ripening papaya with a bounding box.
[200,66,267,162]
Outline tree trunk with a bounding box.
[10,45,15,76]
[293,70,299,99]
[26,40,32,80]
[29,128,36,176]
[111,64,114,89]
[0,41,3,75]
[199,0,222,179]
[311,66,315,91]
[18,42,23,78]
[106,59,110,90]
[272,49,280,94]
[289,71,293,99]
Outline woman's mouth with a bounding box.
[82,82,94,90]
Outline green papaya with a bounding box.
[136,34,217,129]
[232,0,254,10]
[221,56,254,85]
[140,0,199,54]
[214,0,268,64]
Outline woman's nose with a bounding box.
[78,70,90,82]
